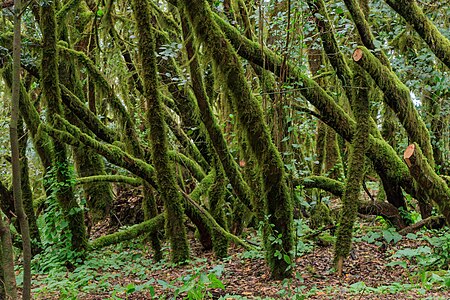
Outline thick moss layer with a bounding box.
[181,0,293,278]
[74,145,113,223]
[90,214,165,250]
[385,0,450,69]
[131,0,190,263]
[180,12,254,212]
[214,13,416,202]
[209,163,229,258]
[40,2,87,253]
[354,46,434,166]
[405,143,450,224]
[334,67,370,265]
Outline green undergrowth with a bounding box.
[28,222,450,299]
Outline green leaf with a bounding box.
[126,283,135,293]
[406,233,417,240]
[382,229,402,244]
[283,254,291,265]
[208,273,225,289]
[386,261,407,268]
[96,9,104,17]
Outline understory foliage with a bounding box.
[0,0,449,297]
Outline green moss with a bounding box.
[208,164,229,258]
[142,186,162,261]
[76,175,141,186]
[41,2,87,253]
[90,214,165,250]
[181,0,293,278]
[310,202,333,230]
[168,151,206,181]
[334,66,370,263]
[180,11,254,214]
[324,128,344,180]
[313,122,326,175]
[385,0,450,69]
[131,0,190,263]
[74,145,113,223]
[59,84,116,144]
[300,176,344,197]
[354,46,434,166]
[406,143,450,224]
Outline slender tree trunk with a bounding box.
[334,65,369,276]
[0,216,17,299]
[11,0,32,296]
[18,118,42,255]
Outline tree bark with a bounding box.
[11,0,31,296]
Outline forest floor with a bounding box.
[30,218,450,300]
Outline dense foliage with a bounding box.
[0,0,449,298]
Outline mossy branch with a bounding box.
[181,191,255,251]
[39,117,158,188]
[76,175,142,186]
[180,13,254,212]
[214,12,415,200]
[385,0,450,69]
[182,0,293,278]
[299,176,344,197]
[168,151,206,181]
[89,213,165,250]
[353,47,434,166]
[60,84,116,144]
[403,143,450,224]
[214,12,355,143]
[58,45,143,157]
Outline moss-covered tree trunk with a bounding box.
[56,11,115,226]
[334,66,370,276]
[352,46,434,166]
[142,185,163,261]
[180,0,293,279]
[40,1,87,253]
[404,144,450,224]
[209,160,229,258]
[131,0,189,263]
[180,11,254,214]
[18,119,41,255]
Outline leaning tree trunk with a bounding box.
[385,0,450,69]
[131,0,190,263]
[179,0,294,279]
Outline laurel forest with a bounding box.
[0,0,449,298]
